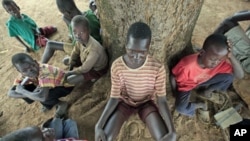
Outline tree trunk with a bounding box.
[73,0,204,141]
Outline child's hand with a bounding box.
[227,39,234,59]
[42,128,55,141]
[36,28,41,34]
[15,84,25,94]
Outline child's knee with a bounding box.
[223,74,233,83]
[175,103,188,114]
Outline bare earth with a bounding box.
[0,0,250,141]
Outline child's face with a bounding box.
[126,36,150,65]
[200,46,228,68]
[15,60,39,78]
[72,23,90,44]
[4,3,21,18]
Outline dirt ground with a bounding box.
[0,0,250,141]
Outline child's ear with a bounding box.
[199,49,205,56]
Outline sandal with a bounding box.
[197,92,226,105]
[197,109,211,125]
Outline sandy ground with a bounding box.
[0,0,250,141]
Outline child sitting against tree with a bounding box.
[2,0,57,52]
[95,22,176,141]
[64,15,108,85]
[171,33,244,117]
[40,0,102,64]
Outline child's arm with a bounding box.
[95,98,120,141]
[14,84,50,102]
[8,86,28,98]
[230,10,250,23]
[157,95,177,141]
[214,10,250,34]
[228,42,244,79]
[155,65,176,141]
[69,51,99,74]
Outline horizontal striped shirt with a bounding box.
[14,64,72,88]
[110,55,166,106]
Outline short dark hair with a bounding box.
[2,0,17,8]
[71,15,90,30]
[203,33,228,51]
[126,22,152,42]
[1,126,40,141]
[11,53,34,67]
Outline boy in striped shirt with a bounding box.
[95,22,176,141]
[8,53,74,116]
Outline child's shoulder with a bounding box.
[179,53,198,63]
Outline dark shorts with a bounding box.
[117,100,158,122]
[22,84,74,109]
[82,65,108,81]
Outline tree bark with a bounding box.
[84,0,205,140]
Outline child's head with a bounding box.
[89,0,97,13]
[199,34,229,69]
[56,0,81,22]
[2,0,21,18]
[0,126,47,141]
[12,53,39,78]
[125,22,152,65]
[71,15,90,44]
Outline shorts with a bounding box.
[117,100,158,122]
[82,65,108,81]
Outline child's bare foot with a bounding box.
[25,47,32,53]
[55,101,68,118]
[196,102,208,111]
[199,89,213,98]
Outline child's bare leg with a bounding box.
[103,110,127,141]
[66,74,85,85]
[41,41,64,63]
[145,112,168,141]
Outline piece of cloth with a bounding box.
[42,118,79,139]
[225,25,250,73]
[172,53,232,92]
[6,14,39,50]
[13,63,73,87]
[35,35,48,47]
[175,73,233,116]
[70,36,108,74]
[110,55,166,107]
[117,100,159,122]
